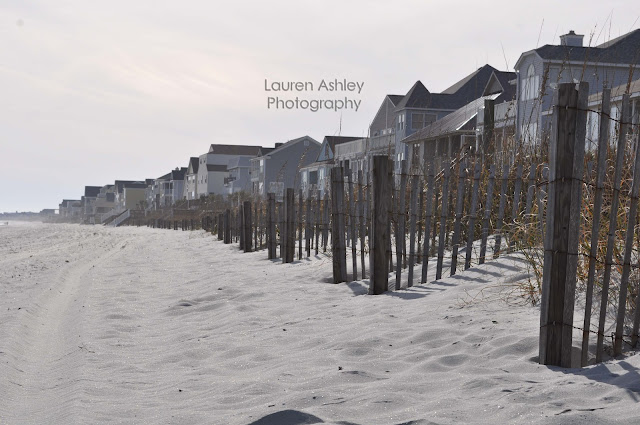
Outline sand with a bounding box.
[1,221,639,424]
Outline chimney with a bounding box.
[560,30,584,47]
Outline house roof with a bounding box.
[395,65,500,112]
[395,81,431,109]
[84,186,101,197]
[483,71,517,100]
[114,180,138,194]
[207,144,263,156]
[387,95,404,106]
[254,136,320,159]
[170,167,187,181]
[403,93,500,144]
[187,157,199,175]
[122,182,148,189]
[324,136,361,152]
[518,29,640,67]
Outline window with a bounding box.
[397,113,405,130]
[521,65,540,101]
[412,113,423,130]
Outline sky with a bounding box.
[1,0,639,212]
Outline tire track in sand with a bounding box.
[0,231,132,424]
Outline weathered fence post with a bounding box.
[298,189,303,260]
[370,156,390,295]
[348,170,358,281]
[358,170,366,279]
[581,88,610,366]
[539,82,588,367]
[243,201,252,253]
[331,167,347,283]
[436,165,451,280]
[223,209,231,244]
[285,188,295,263]
[407,174,419,287]
[267,193,276,259]
[396,160,408,289]
[493,163,509,258]
[421,157,435,283]
[614,95,638,356]
[596,94,630,362]
[465,160,482,270]
[450,159,467,275]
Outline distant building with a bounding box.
[299,136,360,198]
[224,156,253,195]
[250,136,321,199]
[389,65,500,171]
[196,144,263,198]
[514,29,640,144]
[183,157,199,201]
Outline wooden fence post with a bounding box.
[508,163,524,251]
[581,88,610,366]
[465,160,482,270]
[539,82,588,367]
[421,157,435,283]
[267,193,276,259]
[596,95,631,362]
[493,163,510,258]
[407,174,419,287]
[298,189,303,260]
[358,170,366,279]
[348,170,358,281]
[243,201,252,253]
[396,160,408,289]
[288,188,296,262]
[450,159,467,275]
[331,167,347,283]
[614,94,638,356]
[370,156,390,295]
[436,166,451,280]
[224,209,231,244]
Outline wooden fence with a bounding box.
[124,83,640,369]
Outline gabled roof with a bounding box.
[483,71,517,100]
[324,136,361,152]
[84,186,101,197]
[517,29,640,68]
[157,172,171,180]
[114,180,138,194]
[187,157,199,175]
[254,136,320,159]
[170,167,187,181]
[403,93,500,144]
[395,81,431,109]
[395,65,500,112]
[387,94,404,106]
[207,144,263,156]
[122,182,148,190]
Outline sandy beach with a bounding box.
[1,221,639,424]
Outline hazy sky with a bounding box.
[2,1,639,212]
